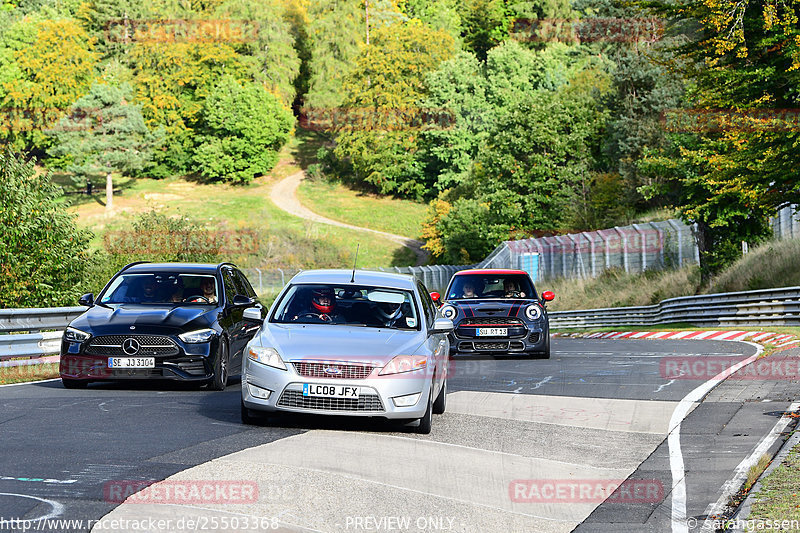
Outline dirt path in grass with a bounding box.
[270,171,430,266]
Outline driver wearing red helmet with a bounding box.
[293,287,342,322]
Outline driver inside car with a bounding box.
[293,287,343,323]
[503,279,526,298]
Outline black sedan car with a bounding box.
[437,269,554,358]
[59,262,264,390]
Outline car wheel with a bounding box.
[61,378,88,389]
[209,339,229,391]
[539,334,551,359]
[432,379,447,415]
[241,398,263,425]
[416,385,433,434]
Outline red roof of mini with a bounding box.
[454,269,528,276]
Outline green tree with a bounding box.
[638,0,800,281]
[332,20,455,198]
[216,0,301,108]
[304,0,365,109]
[193,75,294,184]
[47,82,162,214]
[0,17,98,153]
[0,149,94,308]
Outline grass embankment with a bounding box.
[297,178,428,240]
[0,363,59,385]
[547,238,800,311]
[747,445,800,529]
[56,129,417,271]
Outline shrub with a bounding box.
[0,150,94,308]
[193,76,294,184]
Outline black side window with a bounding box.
[222,268,237,304]
[235,270,257,298]
[417,282,435,326]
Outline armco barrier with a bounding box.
[549,286,800,329]
[0,331,63,361]
[0,306,83,333]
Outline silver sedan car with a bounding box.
[240,270,454,434]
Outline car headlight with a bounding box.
[178,329,216,343]
[64,326,90,342]
[440,305,457,320]
[525,304,543,321]
[379,355,427,375]
[247,346,287,371]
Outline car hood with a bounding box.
[261,324,427,364]
[71,304,216,335]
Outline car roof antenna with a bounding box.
[350,243,360,283]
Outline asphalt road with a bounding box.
[0,338,796,532]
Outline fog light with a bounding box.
[392,392,421,407]
[247,384,272,400]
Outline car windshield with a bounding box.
[447,274,536,300]
[270,284,420,330]
[98,273,218,305]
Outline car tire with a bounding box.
[432,379,447,415]
[241,398,262,425]
[416,385,433,434]
[61,378,88,389]
[539,334,551,359]
[209,339,229,391]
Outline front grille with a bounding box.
[85,335,179,356]
[459,317,524,327]
[175,360,207,375]
[277,390,384,412]
[293,362,373,380]
[474,342,510,351]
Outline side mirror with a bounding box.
[430,292,441,305]
[79,293,94,307]
[542,291,555,302]
[232,294,255,307]
[242,306,264,323]
[429,317,454,335]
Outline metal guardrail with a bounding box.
[0,307,84,333]
[0,331,63,361]
[549,286,800,329]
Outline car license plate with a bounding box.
[108,357,155,369]
[477,328,508,337]
[303,384,360,398]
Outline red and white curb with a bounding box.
[556,330,800,348]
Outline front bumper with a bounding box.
[449,324,548,355]
[59,336,217,382]
[242,358,432,419]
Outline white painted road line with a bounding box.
[669,341,764,533]
[698,401,800,533]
